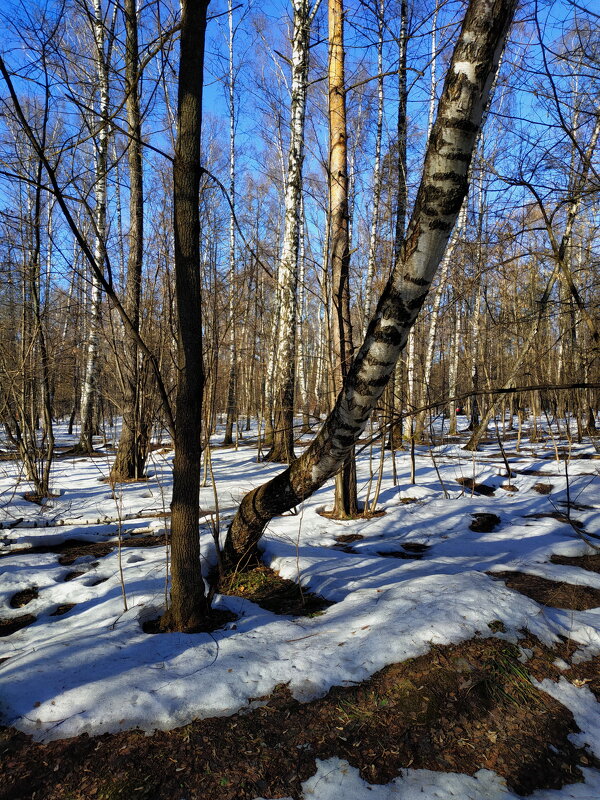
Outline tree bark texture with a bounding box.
[265,0,313,464]
[224,0,517,569]
[79,0,112,453]
[328,0,357,516]
[111,0,146,481]
[162,0,211,632]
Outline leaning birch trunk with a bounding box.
[265,0,316,463]
[223,0,517,568]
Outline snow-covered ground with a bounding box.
[1,419,599,799]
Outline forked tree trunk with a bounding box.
[223,0,517,569]
[160,0,211,632]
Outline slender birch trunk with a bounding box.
[224,0,517,567]
[79,0,114,453]
[265,0,317,463]
[224,0,237,447]
[414,205,466,438]
[363,0,385,336]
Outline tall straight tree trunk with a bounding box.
[223,0,237,447]
[387,0,409,447]
[111,0,146,481]
[265,0,317,463]
[363,0,385,336]
[414,206,465,439]
[161,0,211,632]
[79,0,114,453]
[224,0,517,568]
[328,0,357,517]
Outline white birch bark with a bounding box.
[363,0,385,337]
[225,0,518,565]
[79,0,113,451]
[266,0,318,462]
[224,0,237,446]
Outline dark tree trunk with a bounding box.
[160,0,211,632]
[224,0,517,570]
[111,0,147,482]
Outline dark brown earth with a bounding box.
[456,477,496,496]
[1,635,596,800]
[492,571,600,611]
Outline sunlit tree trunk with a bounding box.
[328,0,357,516]
[223,0,237,447]
[161,0,211,632]
[111,0,147,480]
[224,0,517,567]
[265,0,317,463]
[79,0,114,453]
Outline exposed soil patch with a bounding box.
[402,542,429,553]
[470,513,501,533]
[0,636,595,800]
[557,501,596,511]
[551,553,600,573]
[377,542,431,560]
[492,571,600,610]
[334,533,364,544]
[500,484,519,492]
[57,541,116,565]
[9,587,38,608]
[2,535,168,564]
[518,469,561,477]
[50,603,76,616]
[564,655,600,702]
[0,614,36,637]
[319,507,386,520]
[86,576,109,586]
[22,492,60,505]
[533,482,554,494]
[217,565,332,617]
[456,477,496,496]
[524,512,583,528]
[63,570,86,582]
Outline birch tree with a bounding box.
[265,0,320,463]
[224,0,518,568]
[78,0,116,453]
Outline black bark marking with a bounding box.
[429,219,453,231]
[371,327,404,346]
[402,273,429,287]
